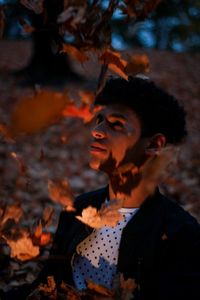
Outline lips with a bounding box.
[90,142,107,152]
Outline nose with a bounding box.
[91,123,107,139]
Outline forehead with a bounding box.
[94,104,141,122]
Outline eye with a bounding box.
[110,121,123,129]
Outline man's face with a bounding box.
[89,104,148,175]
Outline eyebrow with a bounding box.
[96,113,127,122]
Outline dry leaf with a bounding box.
[60,281,81,300]
[62,102,94,123]
[140,146,179,194]
[42,206,54,226]
[57,5,86,28]
[9,90,69,137]
[86,279,114,297]
[99,49,128,81]
[76,199,123,229]
[10,152,27,175]
[79,90,94,105]
[6,233,40,261]
[1,204,23,227]
[61,44,88,63]
[125,54,149,75]
[39,232,51,246]
[20,0,44,14]
[0,123,14,142]
[120,274,138,300]
[48,179,75,211]
[38,276,57,299]
[19,17,35,33]
[34,220,42,239]
[112,273,138,300]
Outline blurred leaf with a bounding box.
[20,0,44,14]
[6,233,40,261]
[125,54,149,75]
[140,146,179,194]
[0,204,23,227]
[48,179,75,211]
[99,49,128,80]
[76,199,123,229]
[62,102,94,123]
[18,17,35,34]
[10,152,27,175]
[61,44,89,63]
[57,5,86,29]
[9,90,69,137]
[86,279,114,297]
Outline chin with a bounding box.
[89,158,101,170]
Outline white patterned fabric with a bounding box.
[71,207,139,290]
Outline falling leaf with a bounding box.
[60,281,82,300]
[9,90,69,137]
[10,152,27,175]
[76,199,123,229]
[140,146,179,194]
[18,17,35,33]
[120,274,138,300]
[79,90,94,105]
[125,54,149,75]
[39,232,51,246]
[1,204,23,227]
[34,220,43,239]
[42,206,54,227]
[57,5,86,29]
[20,0,44,14]
[6,233,40,261]
[99,49,128,81]
[38,276,57,299]
[48,179,75,211]
[86,279,114,297]
[0,124,14,142]
[62,102,94,123]
[61,44,89,63]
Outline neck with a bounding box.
[108,180,154,208]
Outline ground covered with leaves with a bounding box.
[0,40,199,297]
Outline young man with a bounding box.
[3,76,200,299]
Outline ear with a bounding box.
[145,134,166,156]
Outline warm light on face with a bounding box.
[89,104,144,174]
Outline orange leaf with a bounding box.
[10,152,27,175]
[6,233,40,261]
[48,179,75,211]
[99,49,128,80]
[125,54,149,75]
[86,279,114,297]
[9,90,69,137]
[62,103,94,123]
[76,199,123,229]
[61,44,88,63]
[40,232,51,246]
[1,204,23,226]
[78,90,94,105]
[34,220,43,239]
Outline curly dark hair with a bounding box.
[95,76,187,144]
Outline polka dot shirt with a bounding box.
[71,207,139,290]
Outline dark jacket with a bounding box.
[3,187,200,299]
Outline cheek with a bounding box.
[111,137,135,167]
